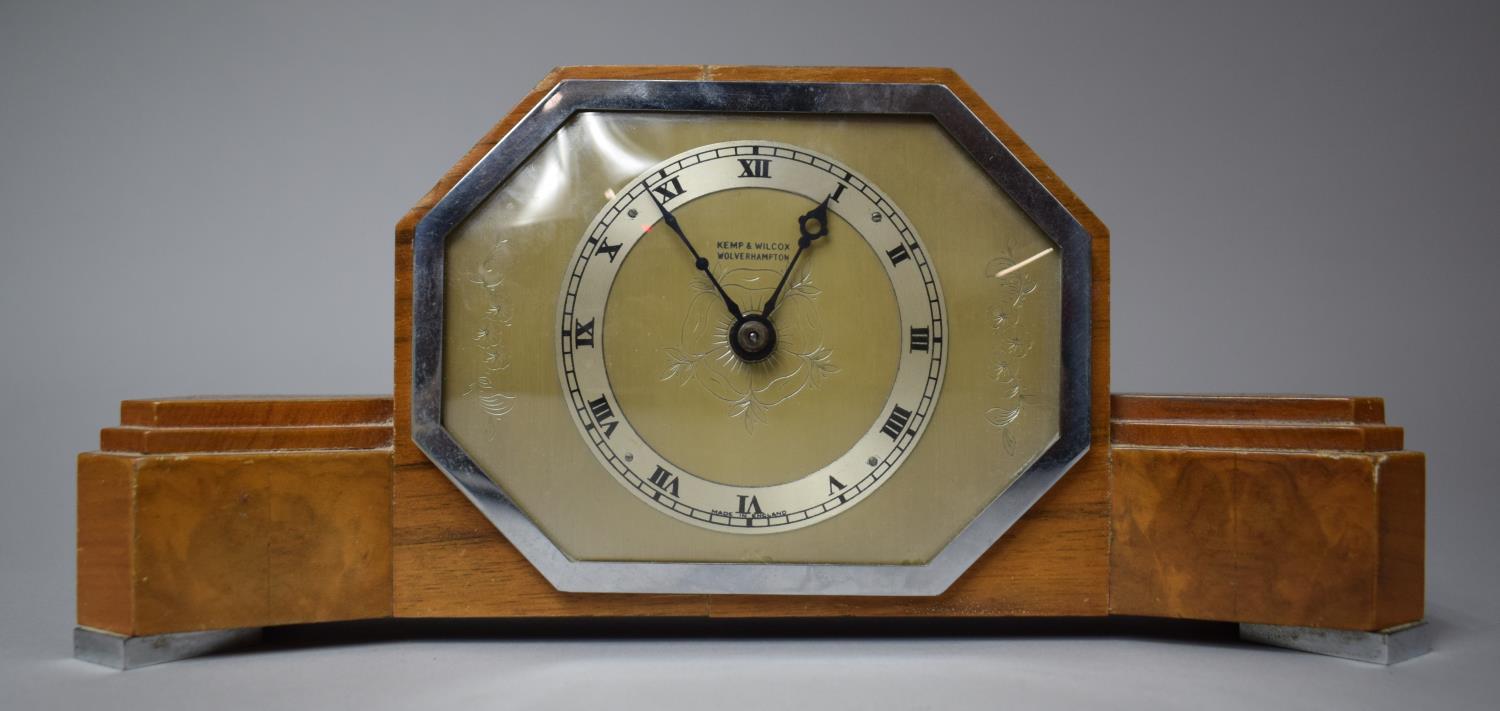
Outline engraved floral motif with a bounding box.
[662,266,838,431]
[462,238,516,430]
[984,246,1044,454]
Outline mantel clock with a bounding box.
[72,66,1429,669]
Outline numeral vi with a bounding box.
[737,495,763,515]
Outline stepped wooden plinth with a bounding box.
[77,393,1422,637]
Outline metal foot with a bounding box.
[1239,621,1431,664]
[74,626,263,670]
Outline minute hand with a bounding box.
[763,195,831,318]
[645,184,743,319]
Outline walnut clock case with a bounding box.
[73,66,1429,669]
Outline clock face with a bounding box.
[558,140,946,532]
[439,111,1064,565]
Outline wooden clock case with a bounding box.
[73,66,1426,667]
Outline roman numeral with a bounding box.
[830,183,847,202]
[737,495,763,516]
[828,476,846,496]
[587,395,618,437]
[573,318,595,348]
[648,466,680,497]
[880,404,913,440]
[737,158,771,179]
[596,237,621,262]
[886,244,911,266]
[909,326,930,352]
[651,176,685,202]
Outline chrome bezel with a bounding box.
[411,79,1093,595]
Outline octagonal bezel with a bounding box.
[411,79,1092,596]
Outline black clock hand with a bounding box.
[762,194,831,318]
[645,182,744,319]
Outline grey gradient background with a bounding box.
[3,0,1498,708]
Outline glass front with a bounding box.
[441,112,1061,564]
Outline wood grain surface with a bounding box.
[101,424,393,454]
[1109,395,1424,631]
[1110,394,1386,423]
[390,65,1113,619]
[77,453,134,633]
[122,395,393,427]
[77,397,394,636]
[1111,421,1403,452]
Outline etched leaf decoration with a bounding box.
[805,346,839,384]
[478,392,515,421]
[993,357,1016,382]
[757,366,809,409]
[661,347,698,383]
[469,265,504,291]
[991,360,1023,399]
[991,307,1012,331]
[699,365,746,404]
[1013,276,1038,308]
[731,393,770,433]
[481,349,511,370]
[482,302,514,325]
[776,300,821,353]
[986,255,1018,275]
[788,269,821,299]
[745,400,769,431]
[1005,337,1033,359]
[986,406,1021,428]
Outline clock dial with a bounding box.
[558,141,947,532]
[440,112,1062,565]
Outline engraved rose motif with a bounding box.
[662,266,837,431]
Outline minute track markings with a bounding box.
[557,141,946,532]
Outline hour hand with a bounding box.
[797,197,831,246]
[764,195,832,318]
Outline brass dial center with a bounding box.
[729,314,777,362]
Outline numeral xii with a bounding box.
[737,158,771,179]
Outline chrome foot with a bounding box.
[1239,621,1431,665]
[73,626,263,670]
